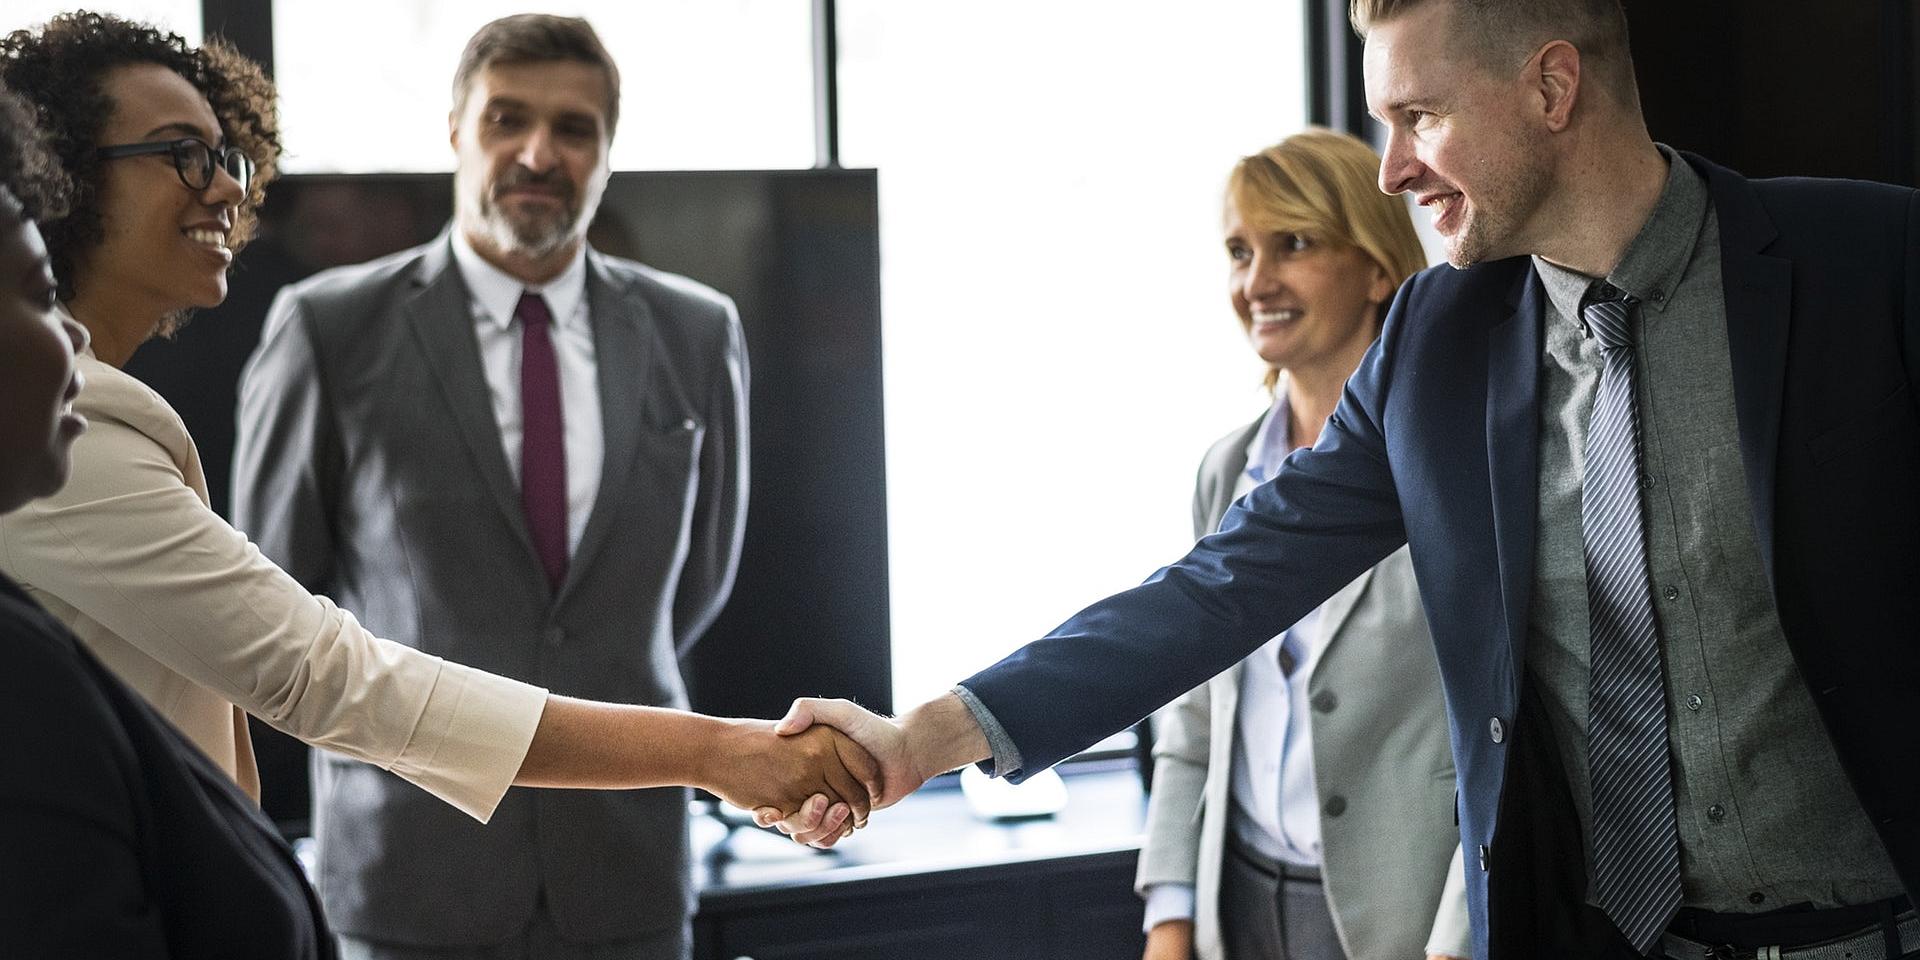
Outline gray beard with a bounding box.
[477,206,578,260]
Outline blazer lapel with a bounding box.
[1315,566,1376,651]
[1690,154,1789,586]
[1485,268,1545,687]
[403,238,541,569]
[558,252,655,603]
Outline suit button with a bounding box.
[1707,804,1726,823]
[1311,692,1338,713]
[1323,795,1347,818]
[682,418,698,431]
[1685,694,1704,712]
[1477,844,1490,871]
[1489,716,1506,744]
[1662,585,1680,601]
[545,626,566,647]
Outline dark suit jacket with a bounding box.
[963,153,1920,959]
[0,574,334,959]
[233,235,748,945]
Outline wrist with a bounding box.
[685,714,756,794]
[899,694,990,782]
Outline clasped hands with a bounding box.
[704,695,981,846]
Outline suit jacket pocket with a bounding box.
[1807,382,1915,465]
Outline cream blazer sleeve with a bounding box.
[0,355,546,822]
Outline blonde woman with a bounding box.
[1135,129,1467,960]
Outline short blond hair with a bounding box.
[1350,0,1639,107]
[1226,128,1425,390]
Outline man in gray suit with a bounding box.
[234,15,746,960]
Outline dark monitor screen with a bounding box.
[125,168,891,831]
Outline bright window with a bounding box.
[272,0,813,173]
[838,2,1311,708]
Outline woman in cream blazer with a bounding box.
[1134,130,1468,960]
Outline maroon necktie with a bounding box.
[516,291,568,590]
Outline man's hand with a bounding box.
[754,694,991,846]
[1142,919,1193,960]
[704,718,879,833]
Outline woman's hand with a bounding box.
[1142,919,1194,960]
[705,718,880,829]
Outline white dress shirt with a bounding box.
[449,231,602,555]
[1143,390,1336,930]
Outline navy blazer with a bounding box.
[0,574,334,959]
[963,153,1920,958]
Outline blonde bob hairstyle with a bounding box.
[1225,127,1427,392]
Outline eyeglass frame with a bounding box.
[94,136,254,194]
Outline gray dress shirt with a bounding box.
[1526,146,1903,913]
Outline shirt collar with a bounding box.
[1244,381,1295,486]
[449,228,589,333]
[1531,143,1710,325]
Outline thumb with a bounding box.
[774,698,820,736]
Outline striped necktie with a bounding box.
[1580,284,1682,954]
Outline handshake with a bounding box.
[701,694,991,847]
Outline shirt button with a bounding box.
[1489,716,1506,744]
[1311,692,1338,714]
[1706,804,1726,823]
[1323,795,1347,818]
[545,625,566,647]
[1662,585,1680,602]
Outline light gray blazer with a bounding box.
[232,235,747,946]
[1135,403,1469,960]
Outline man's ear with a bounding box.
[1532,39,1583,132]
[448,110,461,152]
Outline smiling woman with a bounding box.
[0,12,277,349]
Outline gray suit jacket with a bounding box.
[1135,403,1468,960]
[232,235,748,946]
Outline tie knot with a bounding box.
[1581,285,1637,351]
[516,291,553,330]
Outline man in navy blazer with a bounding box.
[770,0,1920,956]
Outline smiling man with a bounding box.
[770,1,1920,957]
[234,15,750,960]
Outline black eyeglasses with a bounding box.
[95,136,254,193]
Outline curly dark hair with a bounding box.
[0,11,280,302]
[0,84,70,223]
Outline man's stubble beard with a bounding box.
[1444,144,1555,270]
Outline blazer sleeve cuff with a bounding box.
[387,664,548,823]
[951,684,1024,779]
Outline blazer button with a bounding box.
[1311,691,1338,713]
[1489,716,1506,744]
[1323,795,1347,818]
[545,626,566,647]
[1478,844,1490,871]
